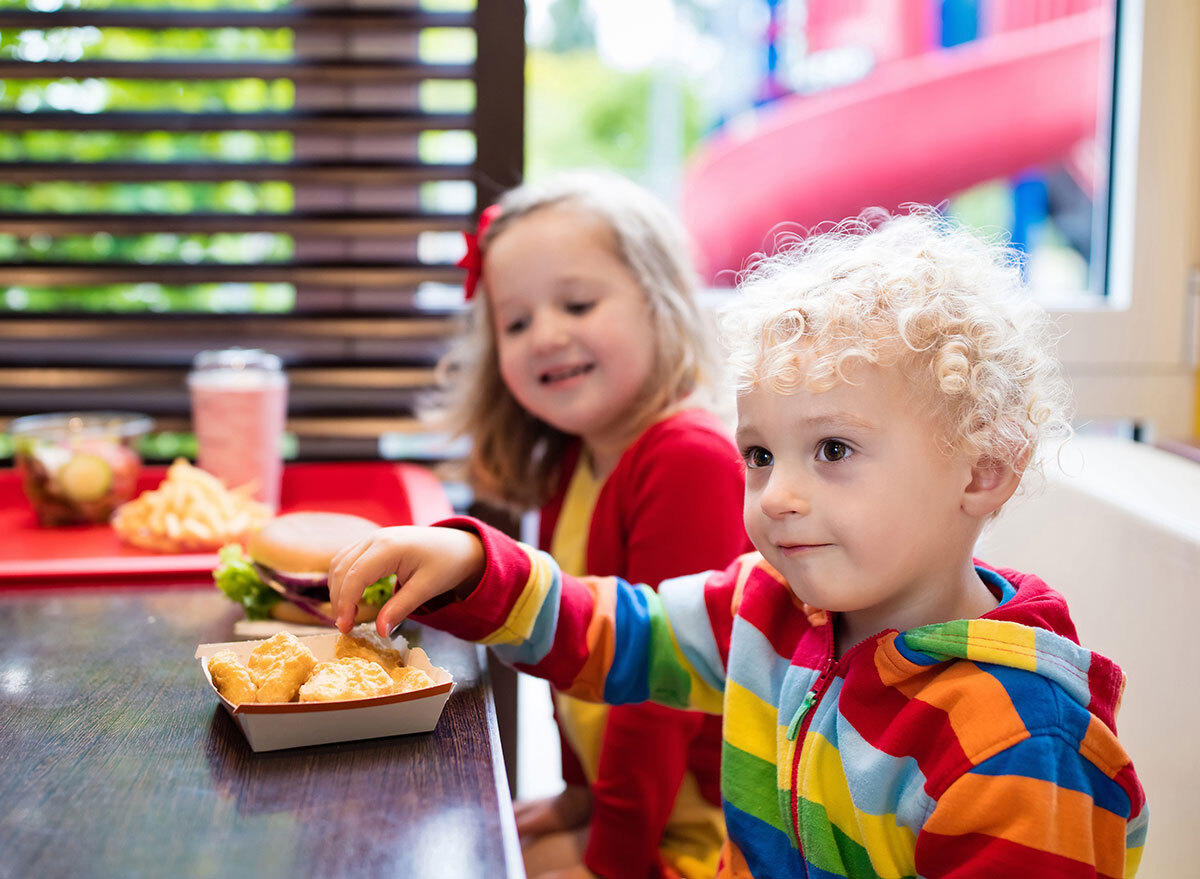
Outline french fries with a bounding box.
[112,458,272,553]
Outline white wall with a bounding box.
[977,436,1200,878]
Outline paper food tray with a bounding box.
[196,631,454,752]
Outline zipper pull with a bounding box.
[787,690,816,741]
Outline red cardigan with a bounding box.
[538,408,752,879]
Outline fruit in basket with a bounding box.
[59,451,115,503]
[11,412,151,526]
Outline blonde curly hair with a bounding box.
[719,208,1073,477]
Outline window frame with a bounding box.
[1051,0,1199,438]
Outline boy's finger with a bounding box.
[374,572,443,638]
[332,540,395,633]
[328,536,368,627]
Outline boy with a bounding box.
[329,211,1147,878]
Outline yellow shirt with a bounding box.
[549,455,723,879]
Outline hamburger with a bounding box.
[213,511,394,626]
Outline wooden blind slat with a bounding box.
[0,317,459,367]
[0,412,428,439]
[0,368,438,423]
[0,343,450,369]
[1,315,458,339]
[0,366,436,388]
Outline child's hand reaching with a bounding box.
[327,525,485,635]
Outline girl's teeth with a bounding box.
[545,364,590,383]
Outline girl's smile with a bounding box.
[539,361,595,386]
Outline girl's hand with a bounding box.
[514,786,592,839]
[328,525,485,635]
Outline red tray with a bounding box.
[0,461,453,587]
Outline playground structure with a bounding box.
[682,0,1114,282]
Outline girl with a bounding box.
[437,171,752,879]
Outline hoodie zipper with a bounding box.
[787,620,837,863]
[786,622,893,865]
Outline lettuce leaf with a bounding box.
[361,573,397,608]
[213,543,279,620]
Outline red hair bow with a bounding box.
[457,203,503,300]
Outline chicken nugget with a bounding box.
[390,666,434,694]
[334,626,405,675]
[298,657,395,702]
[247,632,316,703]
[208,649,258,706]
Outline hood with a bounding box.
[898,564,1127,735]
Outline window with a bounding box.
[0,0,526,461]
[526,0,1198,437]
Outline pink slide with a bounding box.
[681,9,1110,282]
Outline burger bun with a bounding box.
[247,511,380,574]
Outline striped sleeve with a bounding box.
[413,517,736,714]
[914,732,1147,878]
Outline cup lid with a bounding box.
[190,348,282,372]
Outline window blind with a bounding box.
[0,0,525,461]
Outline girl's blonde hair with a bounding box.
[719,208,1073,478]
[435,170,723,510]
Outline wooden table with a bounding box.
[0,585,524,879]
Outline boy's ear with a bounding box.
[961,456,1022,518]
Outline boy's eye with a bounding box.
[817,440,851,462]
[564,300,595,316]
[503,317,529,335]
[743,447,773,469]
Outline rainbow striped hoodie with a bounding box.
[414,519,1148,878]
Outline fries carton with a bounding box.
[196,631,454,752]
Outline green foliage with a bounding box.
[0,0,289,10]
[0,181,292,213]
[0,130,292,161]
[420,79,474,113]
[419,0,474,11]
[2,282,294,312]
[138,430,198,461]
[134,431,295,462]
[0,228,292,264]
[525,49,705,182]
[0,77,295,112]
[0,27,291,61]
[419,26,475,64]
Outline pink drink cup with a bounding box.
[188,367,288,511]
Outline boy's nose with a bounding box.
[758,469,811,519]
